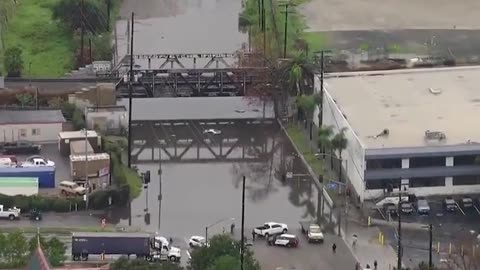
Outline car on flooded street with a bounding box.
[254,222,288,237]
[203,129,221,135]
[401,202,414,214]
[188,236,207,248]
[267,234,299,248]
[461,197,473,209]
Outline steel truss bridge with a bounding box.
[110,53,269,98]
[130,120,282,164]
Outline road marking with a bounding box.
[456,202,466,216]
[474,205,480,216]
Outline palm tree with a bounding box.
[317,125,333,155]
[331,128,348,183]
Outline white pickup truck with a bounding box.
[0,205,21,220]
[253,222,288,237]
[300,221,324,243]
[21,156,55,167]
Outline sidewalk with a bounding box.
[344,218,399,270]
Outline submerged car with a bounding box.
[267,234,299,248]
[188,236,207,248]
[203,129,221,135]
[401,202,414,214]
[444,197,457,212]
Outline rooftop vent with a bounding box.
[425,130,446,141]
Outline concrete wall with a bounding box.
[319,76,368,201]
[86,111,128,132]
[0,123,63,143]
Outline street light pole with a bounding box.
[83,128,89,210]
[429,223,433,270]
[240,175,246,270]
[397,184,402,270]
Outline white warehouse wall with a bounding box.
[0,123,63,143]
[314,75,367,201]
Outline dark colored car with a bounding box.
[1,140,41,155]
[267,234,299,248]
[384,203,398,216]
[401,202,414,214]
[27,209,42,221]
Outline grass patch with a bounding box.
[2,0,74,77]
[286,124,323,176]
[303,31,328,52]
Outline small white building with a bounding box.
[0,110,65,143]
[85,105,127,134]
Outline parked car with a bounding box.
[253,222,288,237]
[59,181,87,196]
[1,141,41,155]
[416,199,430,215]
[299,221,324,243]
[188,236,207,248]
[0,205,20,220]
[461,197,474,209]
[401,202,414,214]
[267,234,299,248]
[384,203,398,216]
[444,197,457,212]
[21,156,55,167]
[203,129,221,135]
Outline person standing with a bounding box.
[374,260,378,270]
[230,222,235,235]
[252,230,256,241]
[332,243,337,253]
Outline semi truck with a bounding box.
[0,167,55,188]
[71,232,181,262]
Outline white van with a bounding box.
[417,199,430,215]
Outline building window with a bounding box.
[453,175,480,186]
[365,178,401,190]
[409,157,445,168]
[366,158,402,170]
[19,129,27,137]
[409,177,445,187]
[32,128,41,136]
[454,155,480,166]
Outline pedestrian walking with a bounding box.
[374,260,378,270]
[355,262,361,270]
[252,230,256,241]
[230,222,235,235]
[169,237,173,244]
[332,243,336,253]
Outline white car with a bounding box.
[0,205,21,220]
[21,156,55,167]
[203,129,221,135]
[188,236,207,248]
[254,222,288,237]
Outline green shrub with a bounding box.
[0,194,84,213]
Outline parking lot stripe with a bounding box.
[474,205,480,216]
[376,207,387,220]
[456,202,466,216]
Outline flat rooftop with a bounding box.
[0,110,65,125]
[118,97,274,121]
[325,66,480,149]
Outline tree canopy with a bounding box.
[189,234,260,270]
[52,0,108,34]
[4,46,23,77]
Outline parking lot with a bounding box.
[373,195,480,267]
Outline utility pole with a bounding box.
[88,38,92,64]
[127,12,134,227]
[428,224,433,270]
[280,2,295,58]
[106,0,111,32]
[257,0,261,28]
[80,0,85,66]
[261,0,266,56]
[158,144,163,231]
[127,12,134,168]
[240,176,246,270]
[397,184,402,270]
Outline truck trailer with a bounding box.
[70,153,110,181]
[71,232,181,262]
[0,167,55,188]
[0,177,39,196]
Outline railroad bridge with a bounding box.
[111,52,268,98]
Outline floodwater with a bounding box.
[115,0,248,68]
[108,123,320,239]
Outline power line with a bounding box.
[279,2,295,58]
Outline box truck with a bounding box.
[71,232,181,262]
[70,153,110,181]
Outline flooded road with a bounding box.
[115,0,247,68]
[110,123,320,239]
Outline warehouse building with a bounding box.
[0,110,65,143]
[317,66,480,201]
